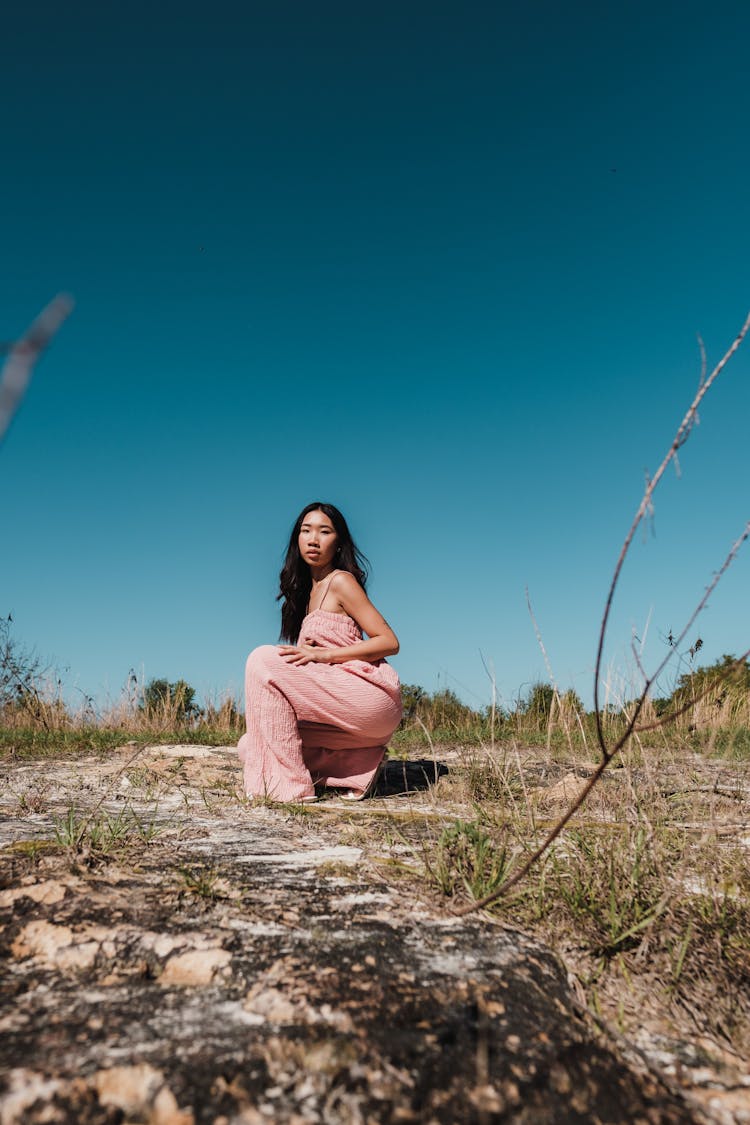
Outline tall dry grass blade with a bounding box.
[0,294,74,444]
[416,715,440,808]
[479,650,497,753]
[526,588,588,756]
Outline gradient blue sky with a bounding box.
[3,0,749,715]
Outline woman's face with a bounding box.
[298,509,339,569]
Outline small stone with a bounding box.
[94,1063,165,1112]
[160,948,231,986]
[549,1062,572,1094]
[0,879,69,907]
[0,1069,67,1124]
[141,932,186,958]
[151,1083,195,1124]
[539,772,589,804]
[11,920,74,962]
[469,1084,505,1114]
[485,1000,505,1016]
[244,987,299,1024]
[316,1004,354,1032]
[56,941,99,970]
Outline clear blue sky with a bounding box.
[3,0,749,715]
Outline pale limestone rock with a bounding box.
[94,1063,165,1111]
[11,919,74,961]
[244,986,300,1024]
[55,940,100,970]
[94,1066,194,1123]
[140,931,187,958]
[11,920,111,970]
[0,1069,67,1124]
[0,878,69,907]
[536,770,589,804]
[151,1084,195,1125]
[315,1003,354,1032]
[160,947,231,986]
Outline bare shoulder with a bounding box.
[330,569,398,648]
[330,570,362,594]
[329,570,366,605]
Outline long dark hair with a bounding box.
[278,502,369,642]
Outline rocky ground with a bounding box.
[0,743,747,1124]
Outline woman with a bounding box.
[237,502,402,803]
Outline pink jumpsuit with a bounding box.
[237,608,402,802]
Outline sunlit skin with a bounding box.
[279,509,399,667]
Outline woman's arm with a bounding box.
[280,571,399,666]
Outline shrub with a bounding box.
[142,678,200,724]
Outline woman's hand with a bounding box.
[279,644,331,666]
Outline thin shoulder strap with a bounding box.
[317,570,338,612]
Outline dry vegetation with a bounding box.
[390,714,750,1071]
[2,685,749,1073]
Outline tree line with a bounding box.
[2,614,749,732]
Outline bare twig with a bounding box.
[593,311,750,747]
[456,311,750,917]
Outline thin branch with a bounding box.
[455,311,750,917]
[630,632,648,688]
[593,310,750,748]
[454,761,608,913]
[622,521,750,724]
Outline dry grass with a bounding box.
[2,627,749,1069]
[376,731,750,1068]
[2,697,748,1083]
[0,686,244,758]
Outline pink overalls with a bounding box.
[237,594,402,802]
